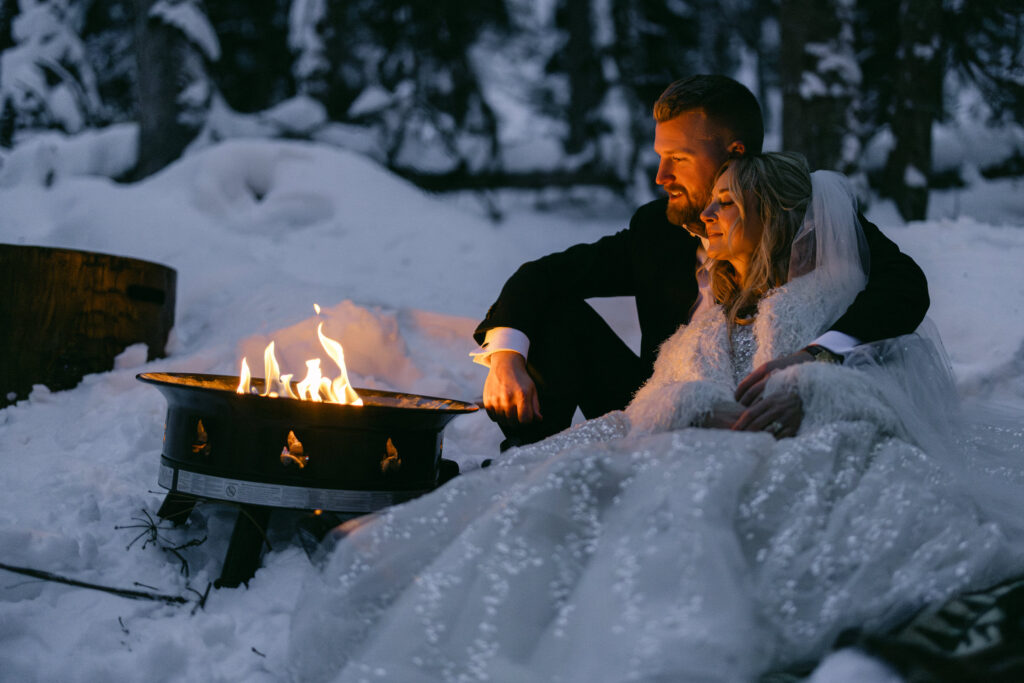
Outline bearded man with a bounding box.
[473,74,929,449]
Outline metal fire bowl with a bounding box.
[138,372,478,514]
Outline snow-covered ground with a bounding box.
[1,139,1023,682]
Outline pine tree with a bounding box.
[608,0,739,195]
[288,0,327,100]
[81,0,139,125]
[133,0,219,178]
[779,0,860,172]
[206,0,292,113]
[321,0,508,178]
[552,0,605,155]
[0,0,102,138]
[881,0,942,221]
[944,0,1024,124]
[855,0,1022,219]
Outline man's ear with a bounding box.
[726,140,746,157]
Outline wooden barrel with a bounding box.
[0,244,177,407]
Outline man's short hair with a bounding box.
[654,75,765,154]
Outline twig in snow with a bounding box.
[187,582,212,615]
[163,536,207,577]
[116,509,164,551]
[117,508,206,576]
[0,562,190,605]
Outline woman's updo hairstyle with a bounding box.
[708,151,812,325]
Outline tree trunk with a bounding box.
[780,0,857,171]
[132,0,208,179]
[0,0,14,145]
[0,0,15,53]
[883,0,942,222]
[563,0,603,155]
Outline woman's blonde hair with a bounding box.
[707,152,812,326]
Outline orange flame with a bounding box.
[236,306,362,405]
[236,358,251,394]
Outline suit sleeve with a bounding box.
[474,224,639,346]
[828,216,930,343]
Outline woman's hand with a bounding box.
[729,349,811,439]
[731,391,803,439]
[700,401,746,429]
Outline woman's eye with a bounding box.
[720,200,734,206]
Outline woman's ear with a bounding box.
[727,140,746,157]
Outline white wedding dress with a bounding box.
[289,175,1024,682]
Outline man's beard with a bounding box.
[664,186,710,237]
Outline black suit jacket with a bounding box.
[476,197,929,373]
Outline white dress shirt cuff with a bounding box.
[809,330,861,356]
[470,327,531,367]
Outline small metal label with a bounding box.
[163,466,419,513]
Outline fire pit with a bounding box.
[138,371,478,586]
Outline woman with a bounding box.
[290,155,1024,682]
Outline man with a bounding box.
[473,75,929,449]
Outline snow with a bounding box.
[1,137,1023,682]
[150,0,221,62]
[345,86,392,119]
[260,96,327,137]
[903,163,927,188]
[0,123,137,186]
[287,0,327,88]
[799,70,827,99]
[808,649,904,683]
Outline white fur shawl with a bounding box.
[625,272,900,436]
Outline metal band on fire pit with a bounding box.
[159,464,422,513]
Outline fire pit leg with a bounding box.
[215,505,272,589]
[157,492,198,526]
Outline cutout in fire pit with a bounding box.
[280,430,307,468]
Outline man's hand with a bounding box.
[731,349,814,438]
[483,351,542,425]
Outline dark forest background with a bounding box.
[0,0,1021,220]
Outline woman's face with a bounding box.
[700,167,763,267]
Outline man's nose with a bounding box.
[655,160,673,185]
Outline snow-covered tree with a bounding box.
[879,0,942,221]
[322,0,508,177]
[605,0,749,194]
[854,0,1022,220]
[0,0,102,143]
[133,0,219,178]
[80,0,139,126]
[205,0,291,113]
[780,0,861,172]
[288,0,327,99]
